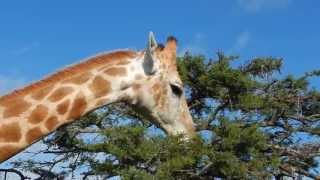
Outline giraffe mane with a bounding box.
[0,49,138,102]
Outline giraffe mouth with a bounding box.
[130,106,187,136]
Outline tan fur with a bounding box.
[31,85,54,100]
[45,116,59,131]
[180,109,195,132]
[152,82,165,107]
[26,127,43,144]
[116,59,131,65]
[28,105,49,124]
[104,67,127,76]
[89,76,111,98]
[3,98,31,118]
[57,99,70,115]
[48,87,74,102]
[158,38,178,72]
[132,83,141,91]
[0,122,22,142]
[63,72,93,85]
[67,92,87,120]
[135,74,143,80]
[95,98,109,107]
[0,146,20,162]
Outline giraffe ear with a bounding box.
[143,32,158,75]
[148,31,158,50]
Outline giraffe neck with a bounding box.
[0,50,143,162]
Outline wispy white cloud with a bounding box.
[237,0,291,13]
[178,33,208,56]
[229,31,251,53]
[0,75,27,95]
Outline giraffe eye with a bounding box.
[170,83,183,97]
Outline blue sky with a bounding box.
[0,1,319,178]
[0,0,319,94]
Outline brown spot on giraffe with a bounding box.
[31,85,54,100]
[62,72,93,85]
[104,67,127,76]
[152,82,168,110]
[68,92,87,120]
[89,76,111,98]
[0,145,20,162]
[45,116,59,131]
[0,122,22,142]
[48,87,74,102]
[28,105,49,124]
[56,99,70,115]
[26,127,43,144]
[3,98,31,118]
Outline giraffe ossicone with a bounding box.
[0,32,195,163]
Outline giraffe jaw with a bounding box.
[131,105,195,138]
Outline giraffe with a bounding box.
[0,32,195,163]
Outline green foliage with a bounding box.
[79,118,273,179]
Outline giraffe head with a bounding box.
[128,32,195,137]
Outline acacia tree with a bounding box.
[10,52,320,179]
